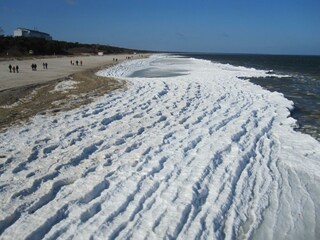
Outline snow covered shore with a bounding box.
[1,54,320,239]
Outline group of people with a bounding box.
[31,63,38,71]
[31,62,48,71]
[8,62,50,72]
[8,64,19,73]
[70,60,82,66]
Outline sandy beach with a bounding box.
[0,54,149,129]
[0,54,142,91]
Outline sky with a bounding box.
[1,0,320,55]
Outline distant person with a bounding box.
[45,63,48,69]
[12,66,16,73]
[76,60,78,66]
[43,63,45,69]
[80,60,82,66]
[31,63,36,71]
[16,65,19,73]
[9,64,12,73]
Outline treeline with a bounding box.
[0,36,141,56]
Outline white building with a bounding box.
[13,28,52,40]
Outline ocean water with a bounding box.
[183,53,320,141]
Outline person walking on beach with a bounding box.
[80,60,82,66]
[9,64,12,72]
[12,66,16,73]
[16,65,19,73]
[32,64,37,71]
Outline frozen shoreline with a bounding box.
[1,54,319,239]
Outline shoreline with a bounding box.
[0,54,149,131]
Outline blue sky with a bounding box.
[1,0,320,55]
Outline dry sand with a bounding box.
[0,54,149,130]
[0,54,137,91]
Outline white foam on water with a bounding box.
[0,54,319,239]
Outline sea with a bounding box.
[182,53,320,141]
